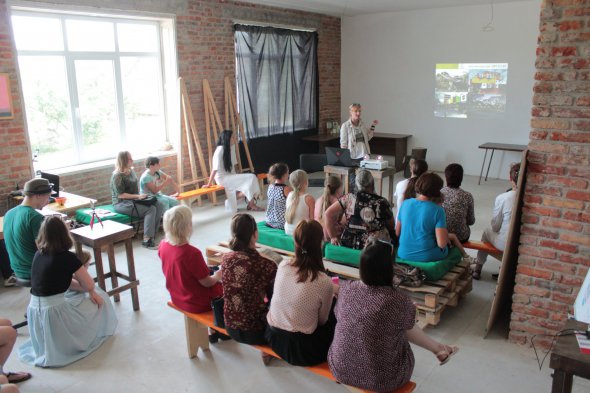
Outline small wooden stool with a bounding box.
[71,220,140,311]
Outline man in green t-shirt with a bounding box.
[3,178,52,280]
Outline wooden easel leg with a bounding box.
[184,315,209,358]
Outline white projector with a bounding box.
[360,159,389,170]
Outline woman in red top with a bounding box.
[159,205,224,341]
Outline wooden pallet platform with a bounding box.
[205,242,472,328]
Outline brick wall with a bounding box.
[510,0,590,347]
[0,0,341,214]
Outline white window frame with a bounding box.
[9,3,179,171]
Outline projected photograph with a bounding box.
[435,63,508,118]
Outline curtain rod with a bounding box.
[232,19,316,32]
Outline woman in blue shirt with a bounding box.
[396,173,472,262]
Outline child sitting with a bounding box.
[265,163,292,230]
[284,170,315,236]
[314,175,344,241]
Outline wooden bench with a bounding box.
[167,301,416,393]
[176,185,225,207]
[463,240,503,261]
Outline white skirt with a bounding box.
[19,287,117,368]
[216,173,261,212]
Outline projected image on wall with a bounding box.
[435,63,508,118]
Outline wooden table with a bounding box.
[478,142,527,185]
[550,319,590,393]
[70,220,140,311]
[324,165,396,202]
[369,133,412,172]
[11,191,96,216]
[302,133,339,153]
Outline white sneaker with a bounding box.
[4,274,17,287]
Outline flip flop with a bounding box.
[5,371,32,383]
[437,346,459,366]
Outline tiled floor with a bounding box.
[2,172,589,392]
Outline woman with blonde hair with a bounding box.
[284,170,315,236]
[314,175,344,240]
[266,220,337,366]
[110,150,164,249]
[19,216,117,367]
[340,103,378,159]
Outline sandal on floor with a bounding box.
[4,371,32,384]
[436,346,459,366]
[246,204,264,212]
[470,263,482,280]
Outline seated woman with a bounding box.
[314,175,344,241]
[325,169,395,249]
[441,163,475,243]
[19,217,117,368]
[396,173,473,263]
[265,163,291,229]
[206,130,262,212]
[158,206,225,342]
[140,156,180,211]
[222,214,277,361]
[394,158,428,221]
[472,162,520,280]
[328,240,458,393]
[266,220,337,366]
[284,170,315,236]
[111,150,164,249]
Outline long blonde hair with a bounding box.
[115,151,132,174]
[318,175,341,222]
[286,169,308,224]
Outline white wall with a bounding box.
[341,0,540,178]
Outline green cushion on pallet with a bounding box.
[324,243,362,267]
[256,221,295,252]
[324,244,462,282]
[396,247,462,281]
[74,205,132,225]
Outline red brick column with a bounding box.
[511,0,590,346]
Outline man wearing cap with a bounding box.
[3,178,52,280]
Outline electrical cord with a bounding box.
[531,328,586,370]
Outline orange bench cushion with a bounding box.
[463,240,501,254]
[176,185,225,200]
[167,301,416,393]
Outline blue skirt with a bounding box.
[19,287,117,368]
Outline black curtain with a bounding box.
[234,24,318,139]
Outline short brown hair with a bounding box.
[292,220,325,283]
[444,163,464,188]
[509,162,520,184]
[229,213,257,252]
[415,172,444,199]
[36,216,73,255]
[268,162,289,181]
[360,240,394,287]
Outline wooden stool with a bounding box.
[71,220,140,311]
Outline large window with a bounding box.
[11,8,178,169]
[234,24,318,138]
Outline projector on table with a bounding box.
[360,159,389,170]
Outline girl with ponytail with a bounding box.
[314,175,343,240]
[284,170,315,236]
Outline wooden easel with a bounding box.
[177,77,220,205]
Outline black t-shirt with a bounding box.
[31,250,83,296]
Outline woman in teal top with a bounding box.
[396,173,449,262]
[139,156,180,211]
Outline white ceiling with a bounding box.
[239,0,528,17]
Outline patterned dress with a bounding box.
[222,249,277,331]
[339,191,394,249]
[265,183,287,229]
[328,280,415,392]
[441,186,475,242]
